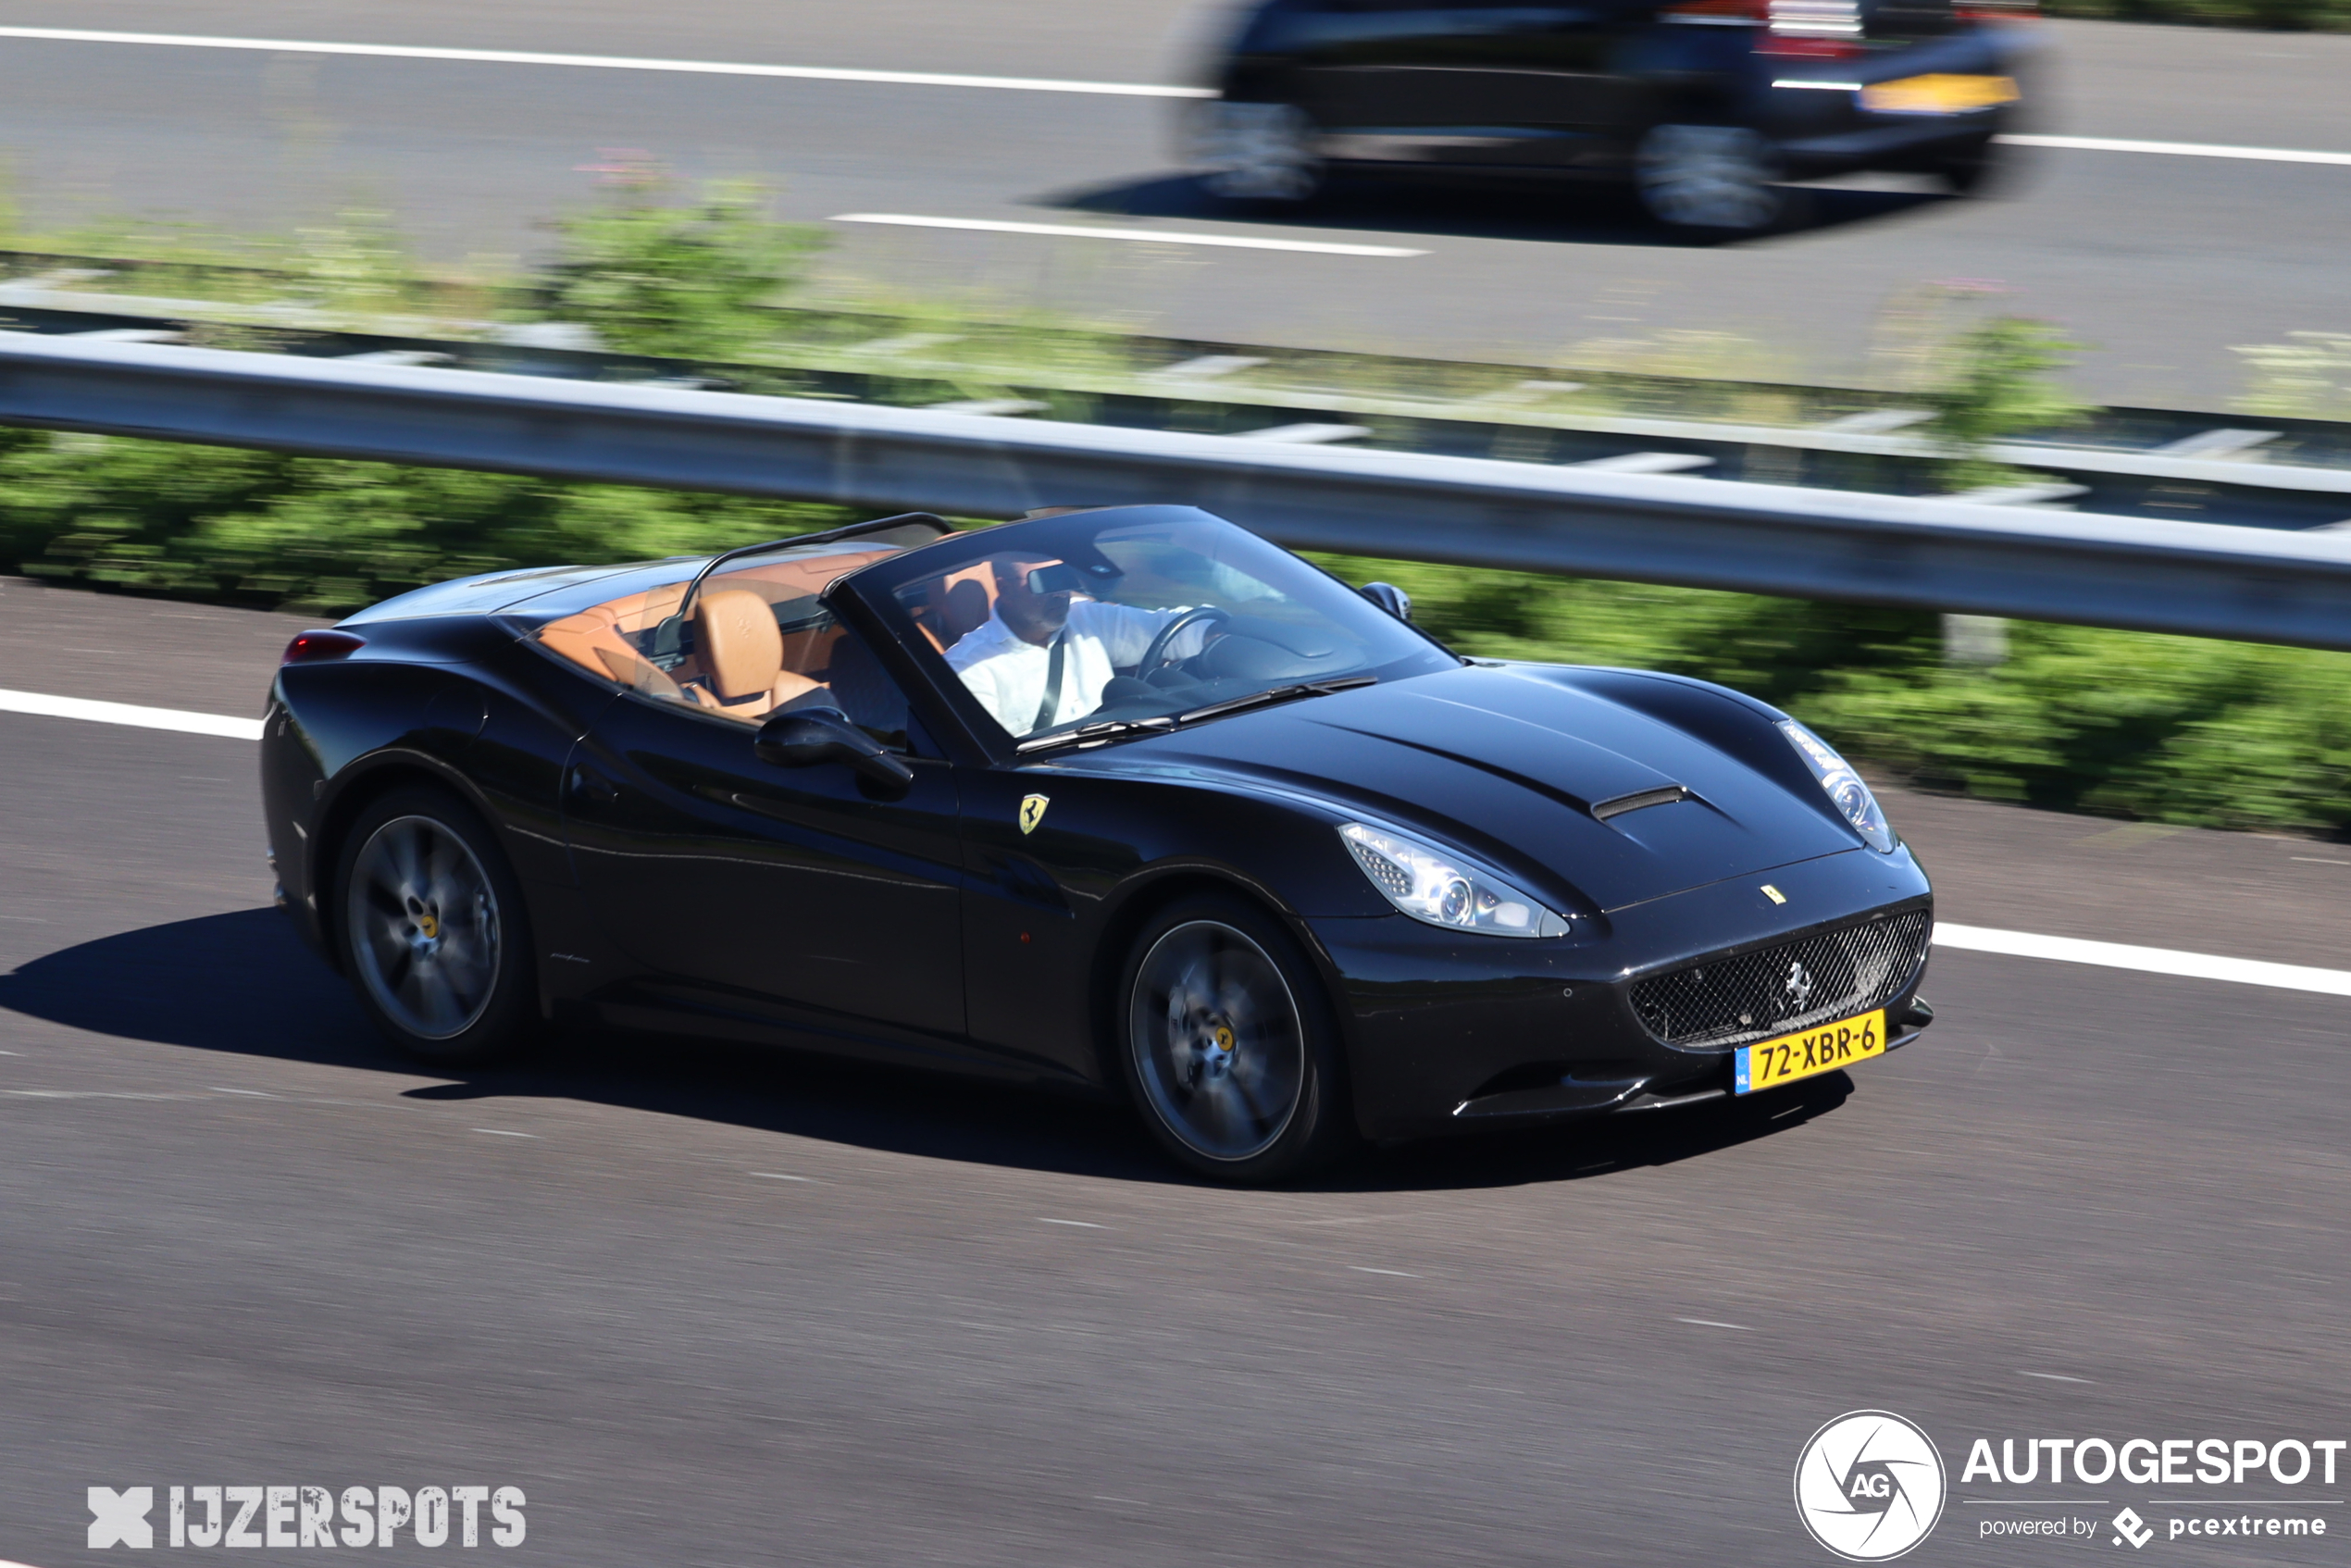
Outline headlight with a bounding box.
[1338,822,1572,939]
[1777,720,1895,852]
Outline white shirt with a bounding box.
[946,599,1206,736]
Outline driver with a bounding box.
[944,556,1213,736]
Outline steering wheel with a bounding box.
[1136,605,1231,677]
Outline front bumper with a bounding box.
[1311,843,1933,1141]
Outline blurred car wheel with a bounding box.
[1192,101,1325,204]
[1936,134,2003,194]
[338,784,536,1066]
[1636,124,1785,236]
[1117,894,1354,1184]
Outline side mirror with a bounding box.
[753,708,915,800]
[1359,581,1412,621]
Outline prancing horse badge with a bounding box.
[1019,794,1050,835]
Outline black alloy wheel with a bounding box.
[1116,893,1354,1184]
[336,784,537,1066]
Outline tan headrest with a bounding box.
[693,589,783,700]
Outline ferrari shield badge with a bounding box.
[1018,794,1051,835]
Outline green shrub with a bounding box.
[2044,0,2351,25]
[0,429,856,615]
[533,157,828,364]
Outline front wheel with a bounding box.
[1116,894,1355,1184]
[1635,123,1786,237]
[1937,135,2004,194]
[336,784,537,1067]
[1189,101,1325,205]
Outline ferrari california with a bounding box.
[261,504,1934,1182]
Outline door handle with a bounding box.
[568,765,620,803]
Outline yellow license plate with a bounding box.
[1735,1010,1885,1095]
[1862,74,2019,114]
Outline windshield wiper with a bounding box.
[1015,716,1180,754]
[1176,674,1375,727]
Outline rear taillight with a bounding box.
[1666,0,1866,52]
[1764,0,1864,46]
[282,629,367,666]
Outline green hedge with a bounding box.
[3,427,2345,838]
[2044,0,2351,25]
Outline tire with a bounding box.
[335,784,537,1067]
[1115,893,1355,1184]
[1635,123,1785,237]
[1189,101,1325,205]
[1937,136,2002,195]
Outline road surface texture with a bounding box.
[0,577,2344,1564]
[0,3,2348,404]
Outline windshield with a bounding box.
[876,507,1456,747]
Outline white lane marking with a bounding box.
[472,1127,539,1139]
[9,27,2350,171]
[1674,1317,1757,1331]
[830,214,1425,257]
[2291,855,2351,865]
[2000,132,2351,168]
[1038,1217,1107,1228]
[750,1171,813,1182]
[207,1087,276,1097]
[1350,1265,1419,1277]
[0,26,1213,97]
[2021,1371,2094,1383]
[0,687,262,740]
[1934,922,2351,997]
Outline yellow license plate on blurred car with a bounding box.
[1734,1010,1885,1095]
[1862,74,2019,114]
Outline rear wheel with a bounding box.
[1191,101,1325,205]
[1116,893,1354,1184]
[1636,124,1785,237]
[336,784,536,1067]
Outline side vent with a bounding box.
[1593,785,1693,821]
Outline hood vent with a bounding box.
[1593,784,1693,821]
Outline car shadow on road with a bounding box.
[1,907,1851,1193]
[1040,172,1948,249]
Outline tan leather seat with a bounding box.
[690,589,820,722]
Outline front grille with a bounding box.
[1630,910,1932,1051]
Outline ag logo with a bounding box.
[1794,1411,1946,1562]
[1018,794,1050,835]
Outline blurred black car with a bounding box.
[263,505,1934,1184]
[1187,0,2039,232]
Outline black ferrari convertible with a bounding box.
[262,504,1934,1182]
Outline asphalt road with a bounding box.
[0,579,2345,1565]
[0,5,2349,404]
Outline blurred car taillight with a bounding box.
[1661,0,1866,56]
[282,629,367,665]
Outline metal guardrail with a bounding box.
[7,268,2351,529]
[3,331,2350,652]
